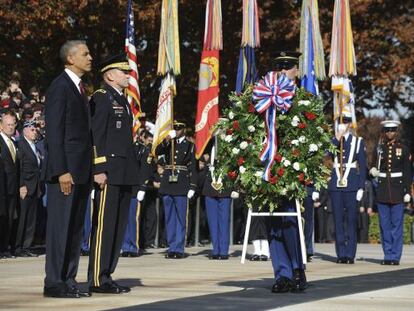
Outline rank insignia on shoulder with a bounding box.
[93,89,106,95]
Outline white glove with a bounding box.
[356,189,364,201]
[168,130,177,139]
[312,192,319,201]
[90,189,95,200]
[369,167,379,177]
[404,194,411,203]
[230,191,240,199]
[187,189,195,199]
[137,190,145,202]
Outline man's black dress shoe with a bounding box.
[24,250,39,257]
[336,257,347,264]
[218,255,229,260]
[72,286,92,297]
[271,277,293,293]
[292,269,308,292]
[112,281,131,293]
[43,286,81,298]
[129,252,140,257]
[346,258,355,264]
[89,283,122,294]
[250,254,261,261]
[3,251,16,259]
[14,250,29,257]
[381,260,391,265]
[121,252,130,257]
[390,260,400,265]
[174,252,184,259]
[165,252,175,259]
[260,255,269,261]
[80,250,90,256]
[209,255,219,260]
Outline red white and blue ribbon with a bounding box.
[252,72,296,181]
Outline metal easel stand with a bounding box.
[240,199,307,265]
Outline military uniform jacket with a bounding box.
[90,84,139,186]
[328,134,367,192]
[155,137,197,196]
[373,140,411,204]
[200,166,231,198]
[134,142,156,194]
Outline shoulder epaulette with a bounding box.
[93,89,106,95]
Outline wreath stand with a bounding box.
[241,199,307,265]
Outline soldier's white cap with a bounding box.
[380,120,401,128]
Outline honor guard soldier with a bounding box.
[266,51,307,293]
[155,121,198,259]
[370,120,412,265]
[87,53,139,294]
[328,109,367,264]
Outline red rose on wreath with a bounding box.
[269,176,278,184]
[233,120,239,130]
[277,168,285,177]
[237,157,245,166]
[248,104,256,113]
[298,122,307,129]
[298,173,305,182]
[304,112,316,121]
[226,128,234,135]
[274,153,283,163]
[228,171,237,179]
[292,149,300,157]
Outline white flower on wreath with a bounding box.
[283,159,291,167]
[240,141,248,150]
[299,136,307,143]
[232,147,240,155]
[225,135,233,142]
[239,166,246,174]
[309,144,318,152]
[228,111,235,120]
[220,133,226,140]
[298,100,311,106]
[248,125,256,132]
[317,126,324,134]
[291,139,299,146]
[291,116,300,127]
[235,101,242,107]
[280,188,287,195]
[293,162,301,171]
[254,171,263,177]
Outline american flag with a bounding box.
[125,0,141,135]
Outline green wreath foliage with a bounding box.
[216,85,336,211]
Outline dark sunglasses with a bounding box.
[383,128,397,133]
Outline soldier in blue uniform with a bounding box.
[328,110,367,264]
[370,120,412,265]
[155,121,198,259]
[266,51,307,293]
[87,54,139,294]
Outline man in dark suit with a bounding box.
[15,120,43,257]
[43,40,93,298]
[87,54,139,294]
[0,110,19,259]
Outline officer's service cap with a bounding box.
[173,120,186,130]
[100,53,131,73]
[23,120,36,128]
[340,106,353,123]
[381,120,401,128]
[273,51,301,70]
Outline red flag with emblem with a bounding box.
[195,50,220,159]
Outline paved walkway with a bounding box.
[0,243,413,311]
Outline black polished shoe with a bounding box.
[72,286,92,297]
[292,269,308,292]
[346,258,355,264]
[218,255,229,260]
[260,255,269,261]
[80,249,90,256]
[271,277,293,293]
[3,251,16,259]
[336,257,347,264]
[174,252,184,259]
[390,260,400,265]
[121,252,130,257]
[14,250,29,257]
[209,254,219,260]
[129,252,140,257]
[249,254,261,261]
[165,252,175,259]
[306,254,313,262]
[112,281,131,293]
[89,283,122,294]
[381,260,392,265]
[24,250,39,257]
[43,286,81,298]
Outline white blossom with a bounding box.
[248,125,256,132]
[298,100,311,106]
[235,101,242,107]
[232,147,240,155]
[280,188,287,195]
[291,139,299,146]
[240,141,248,150]
[220,133,226,140]
[224,135,233,142]
[228,111,234,120]
[291,116,300,127]
[293,162,301,171]
[309,144,318,152]
[283,159,291,167]
[299,136,307,143]
[317,126,324,134]
[255,171,263,177]
[239,166,246,174]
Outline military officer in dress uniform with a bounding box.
[87,53,139,294]
[370,120,412,265]
[265,51,307,293]
[328,109,367,264]
[155,121,197,259]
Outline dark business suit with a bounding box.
[0,135,19,255]
[15,137,43,253]
[44,71,92,290]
